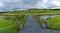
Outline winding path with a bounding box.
[18,14,60,33]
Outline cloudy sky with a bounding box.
[0,0,60,11]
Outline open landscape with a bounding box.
[1,9,60,33]
[0,0,60,33]
[0,10,28,33]
[29,9,60,30]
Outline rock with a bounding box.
[17,22,24,30]
[41,21,48,28]
[17,22,20,30]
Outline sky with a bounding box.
[0,0,60,11]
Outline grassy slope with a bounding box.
[47,15,60,30]
[0,19,15,28]
[0,19,18,33]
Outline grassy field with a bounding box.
[3,10,28,15]
[29,9,60,15]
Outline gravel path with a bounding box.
[18,14,60,33]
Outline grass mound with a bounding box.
[47,15,60,30]
[0,19,18,33]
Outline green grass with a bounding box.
[0,11,28,33]
[47,15,60,30]
[2,9,60,30]
[29,9,60,15]
[2,10,28,25]
[0,10,28,33]
[0,10,28,16]
[19,19,25,24]
[0,19,18,33]
[7,10,28,15]
[30,9,60,29]
[0,19,15,28]
[38,17,44,26]
[3,14,27,25]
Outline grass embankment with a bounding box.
[0,19,18,33]
[47,15,60,30]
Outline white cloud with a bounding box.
[42,0,48,3]
[50,0,60,6]
[0,0,60,11]
[34,0,48,8]
[34,0,60,9]
[0,2,4,7]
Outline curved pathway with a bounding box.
[18,14,60,33]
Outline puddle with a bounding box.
[39,15,57,28]
[40,15,57,20]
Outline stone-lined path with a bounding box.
[18,14,60,33]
